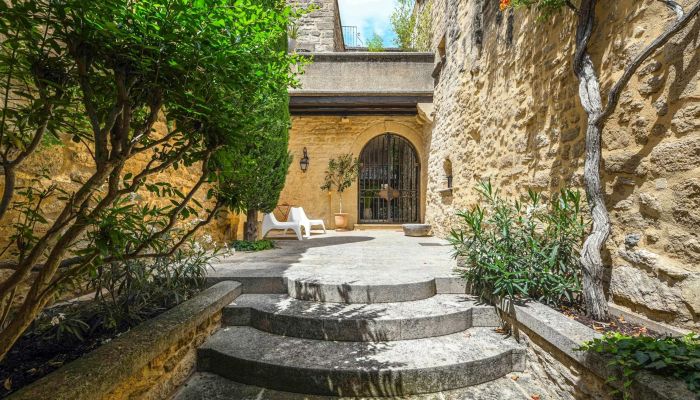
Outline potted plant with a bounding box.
[321,154,360,230]
[287,23,298,52]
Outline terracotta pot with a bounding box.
[334,213,349,230]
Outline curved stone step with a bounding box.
[287,276,438,303]
[197,326,526,397]
[223,294,500,341]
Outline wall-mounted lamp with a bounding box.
[299,147,309,173]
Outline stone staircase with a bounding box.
[192,287,526,397]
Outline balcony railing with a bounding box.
[342,25,363,48]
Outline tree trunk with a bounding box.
[338,192,343,214]
[573,0,610,321]
[244,209,258,241]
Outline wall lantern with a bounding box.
[299,147,309,173]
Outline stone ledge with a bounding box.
[497,299,695,400]
[9,281,242,400]
[303,51,435,63]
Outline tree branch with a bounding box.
[598,0,700,125]
[658,0,685,20]
[0,165,15,222]
[129,151,213,255]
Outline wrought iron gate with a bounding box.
[358,134,420,224]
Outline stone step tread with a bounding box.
[223,294,500,341]
[174,372,536,400]
[198,326,526,396]
[200,326,524,372]
[227,293,493,321]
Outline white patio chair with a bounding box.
[289,207,326,238]
[261,212,303,241]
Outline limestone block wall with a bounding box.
[0,117,224,248]
[419,0,700,329]
[280,116,427,229]
[289,0,344,52]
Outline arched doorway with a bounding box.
[358,133,420,223]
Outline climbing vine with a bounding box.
[500,0,700,321]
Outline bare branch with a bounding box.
[598,0,700,125]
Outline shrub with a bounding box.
[30,241,215,340]
[367,34,385,52]
[449,180,586,306]
[578,333,700,399]
[0,0,301,358]
[231,239,275,252]
[87,241,214,331]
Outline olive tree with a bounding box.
[502,0,700,320]
[0,0,300,359]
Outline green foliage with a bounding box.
[0,0,303,357]
[320,154,359,214]
[578,333,700,399]
[321,154,360,194]
[32,243,213,342]
[231,239,275,252]
[390,0,432,51]
[367,34,385,52]
[215,97,292,216]
[88,243,213,331]
[500,0,569,19]
[449,180,586,306]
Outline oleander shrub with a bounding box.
[449,180,587,306]
[579,332,700,399]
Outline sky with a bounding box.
[338,0,399,48]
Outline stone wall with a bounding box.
[104,312,220,400]
[289,0,344,52]
[419,0,700,330]
[0,116,227,248]
[280,116,428,229]
[10,281,241,400]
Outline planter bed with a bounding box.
[6,281,241,400]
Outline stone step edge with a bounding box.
[197,328,527,397]
[206,275,470,300]
[223,294,501,341]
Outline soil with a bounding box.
[0,303,168,397]
[0,320,132,398]
[557,304,665,338]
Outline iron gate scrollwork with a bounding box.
[358,133,420,224]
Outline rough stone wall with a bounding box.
[104,312,221,400]
[420,0,700,330]
[280,115,427,229]
[0,117,230,303]
[289,0,344,52]
[0,116,226,248]
[520,331,611,400]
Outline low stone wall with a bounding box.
[497,300,694,400]
[9,281,241,400]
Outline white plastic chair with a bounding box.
[289,207,326,238]
[261,212,303,241]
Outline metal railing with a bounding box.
[342,25,363,48]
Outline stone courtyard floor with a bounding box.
[176,230,555,399]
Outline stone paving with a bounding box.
[178,230,553,399]
[209,230,458,289]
